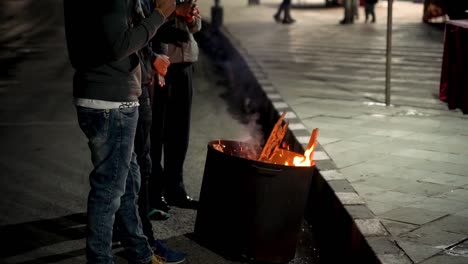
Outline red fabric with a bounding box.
[439,20,468,114]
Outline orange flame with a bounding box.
[292,143,315,167]
[292,128,318,167]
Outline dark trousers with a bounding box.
[365,3,376,22]
[150,62,193,201]
[135,96,154,242]
[275,0,291,18]
[114,94,155,243]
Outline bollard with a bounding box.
[211,0,223,29]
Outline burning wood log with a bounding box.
[258,112,289,162]
[306,128,319,161]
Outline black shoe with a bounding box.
[150,196,170,213]
[282,18,296,24]
[165,189,199,210]
[339,18,352,25]
[273,14,281,23]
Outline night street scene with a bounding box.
[1,0,468,263]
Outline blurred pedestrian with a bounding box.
[149,0,202,213]
[339,0,359,24]
[273,0,296,24]
[365,0,377,23]
[352,0,359,20]
[63,0,180,262]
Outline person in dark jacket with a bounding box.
[365,0,378,23]
[63,0,177,263]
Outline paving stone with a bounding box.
[366,191,427,207]
[347,134,392,145]
[331,150,387,169]
[366,200,402,216]
[355,219,387,236]
[335,192,365,205]
[395,181,454,197]
[393,149,468,166]
[351,183,387,198]
[345,205,375,219]
[356,176,414,191]
[408,197,468,215]
[378,253,413,264]
[395,240,443,263]
[420,173,468,188]
[319,170,345,181]
[445,239,468,258]
[455,208,468,218]
[420,254,468,264]
[426,215,468,235]
[327,179,355,193]
[367,155,422,168]
[406,160,468,177]
[399,225,467,247]
[434,188,468,202]
[321,140,372,156]
[314,159,337,171]
[316,136,340,145]
[340,163,395,180]
[380,207,447,225]
[367,236,401,255]
[313,151,329,161]
[380,219,419,237]
[379,167,430,181]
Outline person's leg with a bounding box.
[149,82,170,212]
[162,63,197,208]
[274,0,287,21]
[282,0,295,24]
[371,3,376,22]
[352,0,359,19]
[134,97,160,240]
[340,0,354,24]
[77,106,153,264]
[365,3,370,22]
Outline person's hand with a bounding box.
[185,5,201,23]
[155,0,176,19]
[153,55,170,76]
[175,1,193,17]
[157,73,166,87]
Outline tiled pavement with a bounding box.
[199,1,468,263]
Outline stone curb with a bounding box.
[216,25,413,264]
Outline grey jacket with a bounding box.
[166,16,202,64]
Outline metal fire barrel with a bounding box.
[194,140,314,263]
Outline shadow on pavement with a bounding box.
[0,213,87,259]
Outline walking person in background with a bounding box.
[63,0,182,262]
[149,0,202,214]
[273,0,296,24]
[340,0,358,24]
[364,0,377,23]
[352,0,359,20]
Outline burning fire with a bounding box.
[212,112,318,167]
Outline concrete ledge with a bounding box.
[195,20,412,264]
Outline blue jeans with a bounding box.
[76,106,153,264]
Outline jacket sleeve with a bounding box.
[187,17,202,34]
[101,0,166,61]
